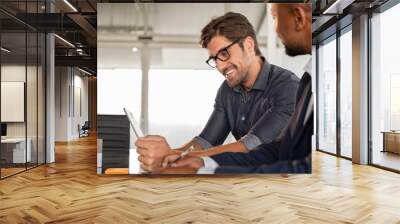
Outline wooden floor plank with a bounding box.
[0,135,400,223]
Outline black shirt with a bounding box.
[194,58,300,150]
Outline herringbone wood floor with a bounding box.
[1,135,400,223]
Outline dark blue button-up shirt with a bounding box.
[194,58,299,150]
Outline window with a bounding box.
[318,37,337,154]
[0,1,46,179]
[148,69,224,148]
[339,28,352,158]
[97,69,142,120]
[370,3,400,171]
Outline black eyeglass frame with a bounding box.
[205,39,242,68]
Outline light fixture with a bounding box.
[322,0,354,15]
[78,67,92,76]
[1,47,11,53]
[76,48,85,55]
[132,47,138,52]
[63,0,78,12]
[54,34,75,48]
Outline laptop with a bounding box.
[123,108,145,174]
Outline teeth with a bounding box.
[225,70,234,77]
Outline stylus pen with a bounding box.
[169,148,191,165]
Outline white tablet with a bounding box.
[123,108,144,138]
[123,108,144,174]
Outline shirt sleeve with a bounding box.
[194,84,231,148]
[247,72,299,148]
[197,157,219,174]
[193,136,214,149]
[239,133,263,150]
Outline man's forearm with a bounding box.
[173,139,204,152]
[187,141,247,157]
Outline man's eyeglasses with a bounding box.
[206,39,241,68]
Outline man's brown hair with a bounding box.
[200,12,262,56]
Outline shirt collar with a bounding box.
[303,58,312,75]
[233,56,270,92]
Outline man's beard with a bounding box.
[284,45,308,57]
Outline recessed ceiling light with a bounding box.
[132,47,138,52]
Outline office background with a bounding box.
[0,1,400,223]
[313,0,400,172]
[1,1,399,176]
[0,3,46,178]
[0,1,97,179]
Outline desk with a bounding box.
[1,138,31,163]
[382,131,400,154]
[105,167,196,175]
[101,149,197,174]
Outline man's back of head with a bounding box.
[271,3,312,56]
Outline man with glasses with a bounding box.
[136,12,300,172]
[163,4,313,174]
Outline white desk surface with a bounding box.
[1,138,27,144]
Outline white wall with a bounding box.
[1,65,30,138]
[1,64,46,164]
[55,67,68,141]
[55,67,89,141]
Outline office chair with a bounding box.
[79,121,90,138]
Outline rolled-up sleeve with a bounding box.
[239,133,263,150]
[248,73,299,147]
[194,84,230,148]
[193,136,214,149]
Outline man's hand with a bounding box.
[135,135,173,172]
[162,154,205,170]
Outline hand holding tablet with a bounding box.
[124,108,145,174]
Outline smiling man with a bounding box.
[136,12,300,172]
[163,3,313,174]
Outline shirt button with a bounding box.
[241,116,245,121]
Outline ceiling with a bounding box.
[0,1,312,74]
[312,0,391,44]
[0,0,98,74]
[97,3,271,69]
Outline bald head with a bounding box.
[271,3,312,56]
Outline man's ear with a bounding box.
[293,7,307,31]
[244,36,255,53]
